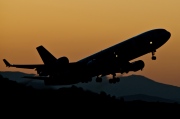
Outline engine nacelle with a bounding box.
[57,56,69,66]
[129,60,145,72]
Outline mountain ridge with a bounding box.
[0,71,180,103]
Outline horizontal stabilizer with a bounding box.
[3,59,12,67]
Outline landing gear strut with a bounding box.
[151,50,156,60]
[109,73,120,84]
[96,75,102,82]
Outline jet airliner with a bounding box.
[3,28,171,85]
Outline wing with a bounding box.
[3,59,44,69]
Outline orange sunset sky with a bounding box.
[1,0,180,87]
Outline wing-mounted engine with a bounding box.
[119,60,144,73]
[129,60,145,72]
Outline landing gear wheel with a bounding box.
[108,77,120,84]
[109,79,113,83]
[116,78,120,82]
[152,56,156,60]
[96,77,102,82]
[151,50,156,60]
[112,79,116,84]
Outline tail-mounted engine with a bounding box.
[56,56,69,66]
[36,56,69,76]
[55,56,70,73]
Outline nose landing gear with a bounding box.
[151,50,156,60]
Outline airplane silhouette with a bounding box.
[3,28,171,85]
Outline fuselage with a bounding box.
[78,28,170,63]
[74,28,171,77]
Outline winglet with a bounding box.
[3,59,12,67]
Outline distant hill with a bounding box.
[0,74,119,108]
[0,71,180,103]
[0,73,180,113]
[76,75,180,103]
[0,71,35,82]
[119,94,177,103]
[0,71,52,89]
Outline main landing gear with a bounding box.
[96,76,102,82]
[108,73,120,84]
[95,73,120,84]
[151,50,156,60]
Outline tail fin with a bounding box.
[36,45,57,65]
[3,59,12,67]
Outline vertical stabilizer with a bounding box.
[36,45,57,65]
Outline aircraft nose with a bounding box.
[159,30,171,47]
[153,29,171,49]
[165,30,171,39]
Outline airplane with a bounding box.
[3,28,171,85]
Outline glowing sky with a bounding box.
[1,0,180,87]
